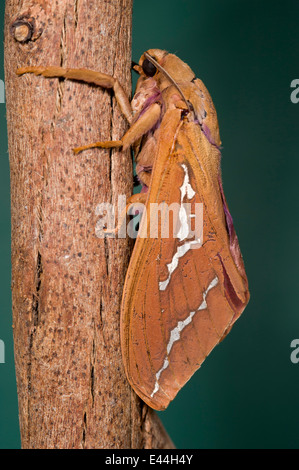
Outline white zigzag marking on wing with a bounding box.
[177,163,195,241]
[159,163,198,291]
[150,276,219,398]
[159,239,201,291]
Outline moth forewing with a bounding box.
[121,83,249,409]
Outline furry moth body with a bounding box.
[17,49,250,411]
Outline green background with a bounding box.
[1,0,298,449]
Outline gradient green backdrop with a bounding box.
[1,0,298,449]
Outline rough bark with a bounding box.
[4,0,174,449]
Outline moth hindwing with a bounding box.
[17,49,250,411]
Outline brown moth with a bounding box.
[17,49,250,411]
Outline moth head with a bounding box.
[133,49,166,77]
[135,49,195,83]
[135,49,195,113]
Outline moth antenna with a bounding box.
[144,52,191,114]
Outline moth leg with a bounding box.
[16,66,133,124]
[73,103,161,154]
[103,193,147,235]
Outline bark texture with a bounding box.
[5,0,174,449]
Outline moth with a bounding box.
[17,49,250,410]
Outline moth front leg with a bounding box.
[73,103,161,154]
[17,66,133,124]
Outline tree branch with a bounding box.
[5,0,174,449]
